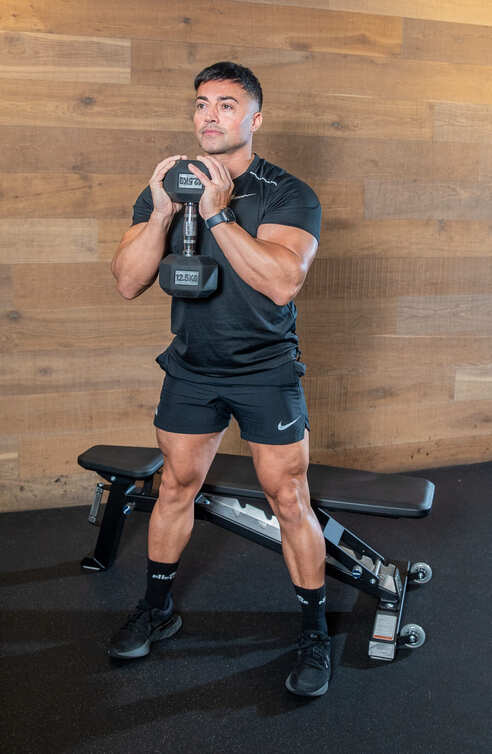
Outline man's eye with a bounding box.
[222,103,233,110]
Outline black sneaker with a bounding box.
[108,597,182,659]
[285,630,331,697]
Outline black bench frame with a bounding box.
[78,445,434,662]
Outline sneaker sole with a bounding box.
[108,613,183,659]
[285,673,329,697]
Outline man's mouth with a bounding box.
[202,129,223,135]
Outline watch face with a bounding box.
[223,207,235,222]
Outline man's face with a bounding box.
[193,79,262,155]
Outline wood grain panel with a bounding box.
[1,386,159,435]
[0,346,165,396]
[0,305,171,352]
[0,126,195,174]
[0,127,478,182]
[433,103,492,145]
[133,39,492,105]
[403,18,492,65]
[365,180,492,220]
[0,472,93,512]
[266,91,431,141]
[319,219,492,258]
[12,262,131,309]
[0,174,146,218]
[298,335,492,376]
[303,368,454,411]
[397,295,492,336]
[0,219,97,263]
[309,399,492,451]
[0,31,130,83]
[0,79,431,143]
[317,183,364,221]
[0,1,402,57]
[309,433,492,472]
[0,265,13,308]
[0,436,18,480]
[297,297,397,335]
[328,1,492,27]
[12,265,166,313]
[258,135,479,182]
[19,426,158,478]
[299,257,492,299]
[455,365,492,401]
[478,146,492,182]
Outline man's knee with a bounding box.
[156,466,203,512]
[267,475,310,527]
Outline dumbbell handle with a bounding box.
[183,202,197,257]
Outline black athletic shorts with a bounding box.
[154,358,310,445]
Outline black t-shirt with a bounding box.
[132,154,321,381]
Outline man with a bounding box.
[110,62,330,697]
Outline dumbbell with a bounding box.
[158,160,219,298]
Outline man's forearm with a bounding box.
[210,222,302,305]
[112,211,173,299]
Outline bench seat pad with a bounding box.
[78,446,433,518]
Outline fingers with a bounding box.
[197,155,232,186]
[187,162,212,186]
[150,154,188,185]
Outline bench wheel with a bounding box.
[400,623,426,649]
[409,561,432,584]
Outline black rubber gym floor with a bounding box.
[1,461,491,754]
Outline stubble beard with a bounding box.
[197,132,249,157]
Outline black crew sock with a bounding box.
[145,558,180,610]
[293,583,328,636]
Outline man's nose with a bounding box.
[204,106,218,122]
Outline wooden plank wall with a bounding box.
[1,0,492,511]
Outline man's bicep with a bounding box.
[119,222,147,248]
[257,223,318,267]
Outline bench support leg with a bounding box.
[81,481,132,571]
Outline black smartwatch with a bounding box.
[205,207,236,230]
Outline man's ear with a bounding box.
[251,111,263,132]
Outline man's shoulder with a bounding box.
[250,156,318,200]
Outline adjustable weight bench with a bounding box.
[78,445,434,662]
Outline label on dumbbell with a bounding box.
[178,172,203,190]
[175,270,199,286]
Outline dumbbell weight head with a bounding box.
[163,159,211,203]
[159,254,219,298]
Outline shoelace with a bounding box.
[123,601,153,629]
[297,633,331,669]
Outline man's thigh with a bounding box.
[225,379,310,445]
[248,429,310,502]
[156,427,226,489]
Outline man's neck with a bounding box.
[206,146,255,180]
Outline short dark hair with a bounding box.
[194,61,263,111]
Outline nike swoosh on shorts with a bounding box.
[277,416,301,431]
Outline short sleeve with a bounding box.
[260,175,322,241]
[132,186,154,226]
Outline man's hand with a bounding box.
[149,154,188,219]
[188,155,234,221]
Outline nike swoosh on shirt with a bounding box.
[230,193,256,200]
[277,416,302,431]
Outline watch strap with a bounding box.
[205,208,235,230]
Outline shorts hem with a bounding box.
[153,418,229,434]
[240,425,310,446]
